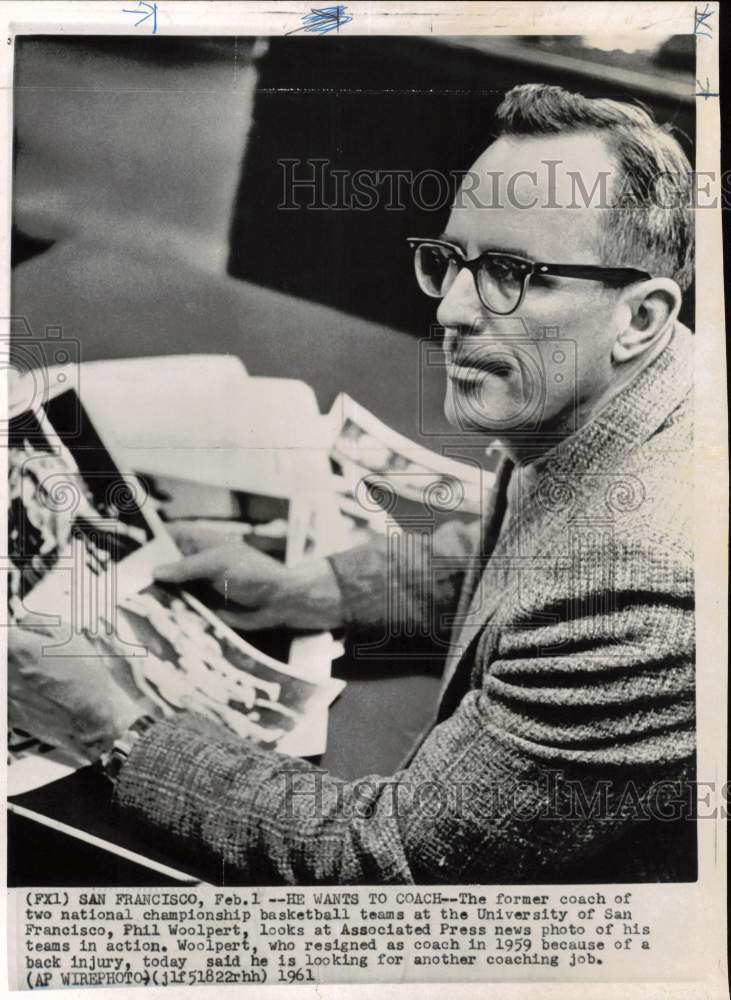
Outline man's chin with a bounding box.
[444,385,519,434]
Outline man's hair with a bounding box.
[494,84,694,291]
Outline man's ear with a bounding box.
[612,278,681,364]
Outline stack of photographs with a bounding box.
[327,392,496,538]
[7,380,344,795]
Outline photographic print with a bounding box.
[7,392,151,623]
[2,6,726,998]
[138,470,290,562]
[114,581,339,749]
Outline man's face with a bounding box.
[438,132,625,436]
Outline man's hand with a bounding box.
[154,522,345,632]
[9,627,143,762]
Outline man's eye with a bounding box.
[485,260,521,282]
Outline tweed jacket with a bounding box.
[115,324,696,884]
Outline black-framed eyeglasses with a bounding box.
[407,237,652,316]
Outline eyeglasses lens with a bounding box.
[414,244,458,298]
[477,257,525,314]
[414,244,525,314]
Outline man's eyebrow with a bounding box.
[438,233,531,258]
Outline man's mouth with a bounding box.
[449,357,513,384]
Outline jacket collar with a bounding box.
[438,324,694,709]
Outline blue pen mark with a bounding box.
[696,76,719,98]
[694,3,714,38]
[286,5,353,36]
[122,0,157,33]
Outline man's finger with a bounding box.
[168,519,246,555]
[153,545,234,584]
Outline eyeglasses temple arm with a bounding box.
[536,263,652,282]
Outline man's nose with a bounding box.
[436,265,484,331]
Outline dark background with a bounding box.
[13,33,696,354]
[229,35,695,333]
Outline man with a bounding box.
[9,84,696,883]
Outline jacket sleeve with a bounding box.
[112,540,695,884]
[326,518,480,634]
